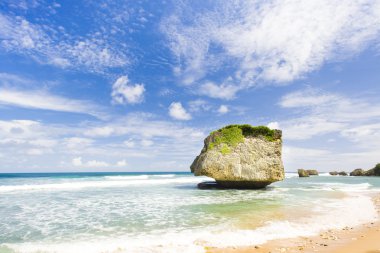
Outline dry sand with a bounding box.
[207,195,380,253]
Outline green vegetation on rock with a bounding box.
[374,163,380,175]
[209,126,244,152]
[208,124,279,154]
[220,143,231,155]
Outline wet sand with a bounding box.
[207,195,380,253]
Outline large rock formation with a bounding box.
[190,124,284,189]
[298,169,309,177]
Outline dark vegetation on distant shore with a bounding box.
[299,164,380,178]
[329,163,380,177]
[207,124,279,155]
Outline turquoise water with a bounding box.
[0,172,379,253]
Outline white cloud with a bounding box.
[279,89,339,108]
[0,87,105,119]
[29,139,57,148]
[64,137,94,149]
[188,99,211,112]
[84,126,114,137]
[169,102,191,120]
[199,82,241,100]
[0,113,207,172]
[141,139,154,147]
[72,157,109,168]
[26,148,46,156]
[283,145,380,172]
[72,157,83,166]
[86,160,109,168]
[116,159,127,167]
[0,12,129,72]
[272,87,380,170]
[267,122,279,130]
[282,117,346,140]
[217,105,229,114]
[278,88,380,140]
[123,139,135,148]
[162,1,380,97]
[111,76,145,105]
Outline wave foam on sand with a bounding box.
[3,183,378,253]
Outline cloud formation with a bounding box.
[0,87,105,119]
[168,102,191,120]
[162,0,380,98]
[0,10,129,73]
[217,105,229,114]
[111,76,145,105]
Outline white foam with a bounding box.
[104,175,150,180]
[3,194,378,253]
[285,173,298,178]
[305,182,376,193]
[0,176,211,193]
[153,174,176,178]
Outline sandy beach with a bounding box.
[208,195,380,253]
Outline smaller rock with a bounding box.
[338,171,348,176]
[329,171,338,176]
[298,169,309,177]
[306,169,319,176]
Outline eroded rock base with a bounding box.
[197,181,270,189]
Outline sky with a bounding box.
[0,0,380,173]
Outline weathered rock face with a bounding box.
[298,169,309,177]
[306,169,319,176]
[365,166,380,176]
[351,164,380,176]
[190,125,284,189]
[329,171,338,176]
[350,168,365,176]
[338,171,348,176]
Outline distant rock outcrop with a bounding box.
[350,169,366,176]
[329,171,338,176]
[350,164,380,176]
[306,169,319,176]
[298,169,309,177]
[190,124,284,189]
[338,171,348,176]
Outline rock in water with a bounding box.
[365,163,380,176]
[329,171,338,176]
[350,168,366,176]
[190,124,284,189]
[306,169,319,176]
[338,171,348,176]
[298,169,309,177]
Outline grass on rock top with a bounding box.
[208,124,277,154]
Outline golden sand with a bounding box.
[207,195,380,253]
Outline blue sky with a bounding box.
[1,0,380,172]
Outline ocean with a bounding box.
[0,172,379,253]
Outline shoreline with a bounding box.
[208,195,380,253]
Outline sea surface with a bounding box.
[0,172,379,253]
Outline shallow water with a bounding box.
[0,172,379,252]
